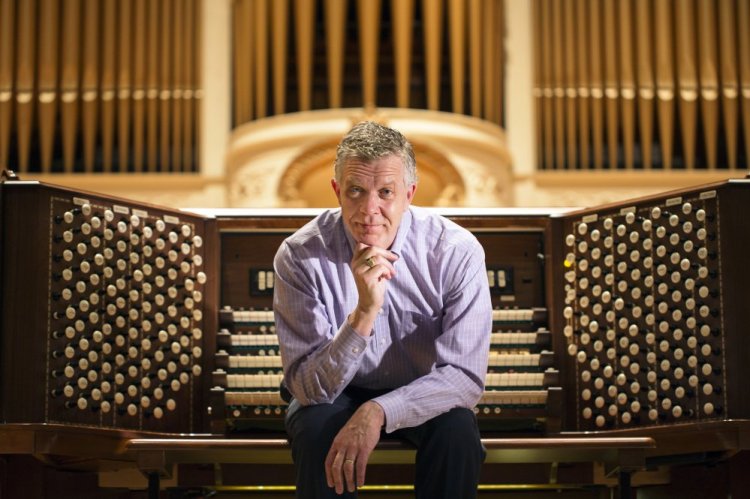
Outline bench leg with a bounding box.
[147,471,160,499]
[618,470,632,499]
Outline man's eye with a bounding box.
[380,189,393,197]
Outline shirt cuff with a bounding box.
[372,391,406,433]
[331,321,370,363]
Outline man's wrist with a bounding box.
[348,306,378,336]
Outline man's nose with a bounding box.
[361,191,380,214]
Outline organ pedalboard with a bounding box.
[1,177,749,438]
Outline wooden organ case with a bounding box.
[1,176,749,498]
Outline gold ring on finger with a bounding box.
[364,257,375,268]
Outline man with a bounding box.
[273,121,492,498]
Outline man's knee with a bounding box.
[286,402,352,455]
[424,408,484,455]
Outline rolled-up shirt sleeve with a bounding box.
[273,240,370,405]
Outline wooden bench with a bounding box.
[127,435,655,499]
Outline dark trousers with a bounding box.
[285,386,485,499]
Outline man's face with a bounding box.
[332,154,417,249]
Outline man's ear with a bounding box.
[331,178,342,204]
[405,183,417,205]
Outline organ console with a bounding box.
[0,179,217,432]
[1,175,749,497]
[556,180,750,432]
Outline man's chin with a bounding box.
[354,233,386,247]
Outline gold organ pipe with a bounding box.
[295,0,315,111]
[358,0,382,109]
[602,0,618,169]
[0,0,14,170]
[448,0,466,114]
[574,0,590,169]
[588,0,604,170]
[146,0,161,170]
[493,0,503,124]
[234,0,253,124]
[674,0,698,170]
[538,0,554,169]
[697,0,719,170]
[133,0,147,172]
[532,0,544,168]
[618,0,636,170]
[468,0,482,117]
[183,0,196,170]
[61,0,81,172]
[101,0,117,171]
[172,0,184,169]
[272,0,289,114]
[482,0,496,123]
[324,0,347,108]
[193,0,203,169]
[14,0,34,172]
[424,0,444,111]
[254,0,269,119]
[82,0,100,172]
[635,0,655,169]
[1,0,200,174]
[740,0,750,167]
[534,0,744,171]
[551,0,565,169]
[562,0,577,169]
[654,0,674,169]
[118,0,133,172]
[160,0,173,170]
[392,0,414,109]
[38,0,59,172]
[718,0,738,170]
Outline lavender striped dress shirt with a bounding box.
[273,206,492,433]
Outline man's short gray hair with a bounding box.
[334,121,418,186]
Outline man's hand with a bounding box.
[349,243,398,336]
[324,401,385,494]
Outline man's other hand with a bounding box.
[324,401,386,494]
